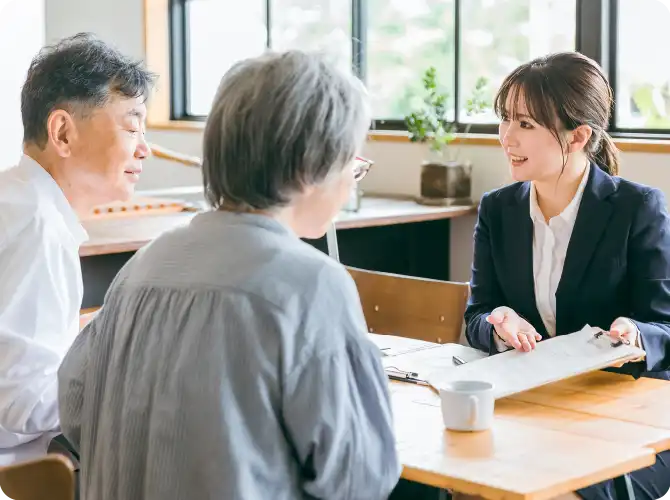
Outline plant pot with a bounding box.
[417,160,473,206]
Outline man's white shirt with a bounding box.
[0,155,87,464]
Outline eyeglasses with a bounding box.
[353,156,374,182]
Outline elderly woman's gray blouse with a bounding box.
[58,211,401,500]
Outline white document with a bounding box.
[368,333,440,357]
[426,325,646,399]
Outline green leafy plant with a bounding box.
[404,67,491,160]
[631,83,670,128]
[465,76,492,120]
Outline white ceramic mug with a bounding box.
[439,380,495,432]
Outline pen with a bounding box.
[386,373,440,395]
[387,373,422,384]
[452,355,466,366]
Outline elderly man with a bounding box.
[58,50,401,499]
[0,32,154,464]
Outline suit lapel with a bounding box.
[556,165,615,309]
[503,183,546,336]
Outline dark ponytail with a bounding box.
[592,131,620,176]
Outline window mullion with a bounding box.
[266,0,272,48]
[576,0,617,130]
[606,0,618,131]
[352,0,366,82]
[168,0,189,119]
[576,0,610,70]
[454,0,461,126]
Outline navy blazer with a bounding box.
[465,164,670,380]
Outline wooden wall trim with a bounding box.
[147,118,670,154]
[144,0,171,125]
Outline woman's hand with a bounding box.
[604,317,645,366]
[606,317,640,347]
[486,306,542,352]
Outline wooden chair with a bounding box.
[79,307,101,330]
[346,267,470,344]
[0,455,75,500]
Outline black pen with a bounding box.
[452,355,466,366]
[387,373,422,384]
[386,373,440,395]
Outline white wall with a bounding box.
[45,0,143,60]
[0,0,45,170]
[361,142,670,282]
[42,0,670,281]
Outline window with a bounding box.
[459,0,576,123]
[614,0,670,131]
[367,0,577,124]
[172,0,351,118]
[270,0,352,71]
[184,0,266,116]
[366,0,456,122]
[169,0,668,138]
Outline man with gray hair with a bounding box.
[58,50,401,499]
[0,32,153,466]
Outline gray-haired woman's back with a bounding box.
[58,211,401,499]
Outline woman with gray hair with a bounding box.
[57,50,402,500]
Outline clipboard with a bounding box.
[425,325,646,400]
[368,333,441,357]
[381,342,488,395]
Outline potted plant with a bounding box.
[405,67,491,206]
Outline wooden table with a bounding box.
[390,372,670,500]
[74,321,668,499]
[509,371,670,431]
[78,196,477,308]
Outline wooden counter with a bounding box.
[334,197,476,230]
[80,213,193,257]
[80,196,477,257]
[79,196,477,309]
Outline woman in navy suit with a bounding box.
[464,52,670,500]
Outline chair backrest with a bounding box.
[79,307,100,330]
[346,267,469,344]
[0,455,74,500]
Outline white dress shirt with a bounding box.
[494,166,590,349]
[530,165,590,336]
[0,155,87,463]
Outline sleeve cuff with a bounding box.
[621,317,646,363]
[620,317,643,349]
[493,330,510,352]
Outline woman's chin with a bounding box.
[509,164,532,182]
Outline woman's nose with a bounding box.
[499,123,519,148]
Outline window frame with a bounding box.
[167,0,670,138]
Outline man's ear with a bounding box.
[567,124,593,154]
[46,109,78,158]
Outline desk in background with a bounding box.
[79,196,477,309]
